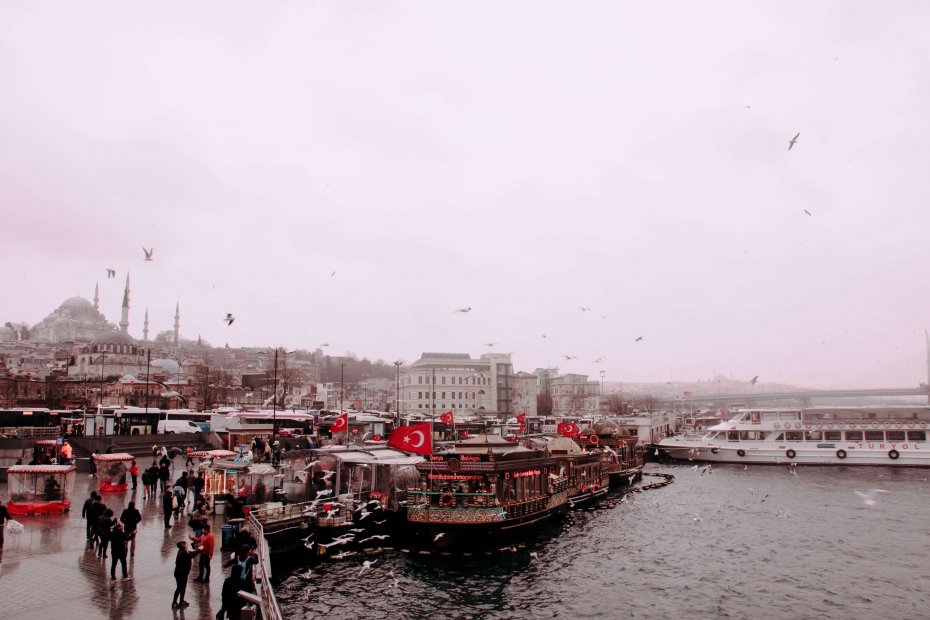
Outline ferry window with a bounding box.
[750,412,761,424]
[886,431,905,442]
[907,431,926,441]
[727,431,739,441]
[805,431,822,441]
[865,431,884,441]
[785,431,803,441]
[824,431,842,441]
[739,431,764,440]
[761,412,779,421]
[845,431,863,441]
[779,411,799,421]
[773,433,784,441]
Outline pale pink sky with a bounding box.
[2,1,929,388]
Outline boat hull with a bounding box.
[658,442,930,466]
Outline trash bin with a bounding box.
[221,524,236,550]
[214,500,226,516]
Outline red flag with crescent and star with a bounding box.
[388,422,433,455]
[439,410,454,425]
[557,422,579,438]
[331,412,349,433]
[516,412,527,424]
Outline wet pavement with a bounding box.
[1,457,226,619]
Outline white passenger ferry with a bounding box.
[657,406,930,466]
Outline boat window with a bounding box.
[824,431,842,441]
[805,431,822,441]
[750,412,762,424]
[779,411,799,421]
[864,431,884,441]
[886,431,905,442]
[761,411,779,421]
[907,431,926,441]
[845,431,863,441]
[727,431,739,441]
[785,431,803,441]
[773,433,784,441]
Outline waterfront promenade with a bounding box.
[1,457,225,619]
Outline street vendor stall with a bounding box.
[93,452,134,492]
[206,460,278,506]
[6,464,77,515]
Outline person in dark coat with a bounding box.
[216,571,246,620]
[172,541,200,609]
[81,492,99,540]
[97,509,114,558]
[162,486,175,529]
[158,462,171,492]
[109,522,129,579]
[88,451,99,478]
[119,501,142,556]
[86,496,105,548]
[0,500,10,549]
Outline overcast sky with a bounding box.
[3,1,929,388]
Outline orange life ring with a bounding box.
[439,493,455,507]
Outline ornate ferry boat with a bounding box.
[657,406,930,466]
[404,434,570,549]
[583,420,645,487]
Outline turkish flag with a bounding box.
[557,422,579,438]
[516,413,526,424]
[331,412,348,433]
[388,422,432,455]
[439,410,454,425]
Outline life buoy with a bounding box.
[836,449,847,459]
[804,422,812,429]
[711,447,719,454]
[590,483,599,492]
[579,483,586,493]
[908,423,915,428]
[794,423,801,429]
[372,434,382,441]
[737,449,746,457]
[786,449,797,459]
[827,424,834,429]
[439,493,455,507]
[888,449,900,460]
[774,423,780,429]
[589,435,600,445]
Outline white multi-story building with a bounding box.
[512,371,538,417]
[543,372,600,416]
[400,352,514,417]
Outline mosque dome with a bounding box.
[58,296,95,313]
[151,358,181,375]
[0,325,14,342]
[96,330,137,346]
[592,420,620,436]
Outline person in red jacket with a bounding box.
[191,523,215,582]
[129,461,139,490]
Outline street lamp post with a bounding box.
[393,360,403,425]
[339,362,347,413]
[273,348,278,433]
[599,369,606,409]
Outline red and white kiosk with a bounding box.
[6,464,77,515]
[93,452,134,492]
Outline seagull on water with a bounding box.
[142,247,154,262]
[788,132,800,150]
[224,313,235,326]
[854,489,888,507]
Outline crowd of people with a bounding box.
[74,449,261,617]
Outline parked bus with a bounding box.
[0,408,63,437]
[161,409,212,432]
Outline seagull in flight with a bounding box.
[579,307,592,312]
[224,313,235,326]
[106,268,116,279]
[751,376,759,385]
[803,209,812,216]
[453,307,472,313]
[594,357,606,363]
[330,271,336,277]
[540,334,547,338]
[484,342,497,347]
[358,559,377,576]
[433,532,445,542]
[320,343,330,348]
[142,247,154,262]
[562,355,577,361]
[788,132,800,150]
[854,489,888,507]
[635,336,644,342]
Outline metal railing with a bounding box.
[246,512,285,620]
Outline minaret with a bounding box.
[173,302,180,345]
[119,273,130,334]
[143,309,149,342]
[93,282,100,311]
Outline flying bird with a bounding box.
[224,313,235,326]
[594,357,606,363]
[788,132,800,150]
[330,271,336,277]
[635,336,644,342]
[106,269,116,279]
[540,334,547,339]
[320,343,330,348]
[484,342,497,347]
[358,559,377,576]
[750,376,759,385]
[142,247,154,262]
[803,209,812,216]
[562,355,577,361]
[579,307,592,312]
[453,307,472,313]
[433,533,445,542]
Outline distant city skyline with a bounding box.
[3,2,929,388]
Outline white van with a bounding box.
[157,419,201,434]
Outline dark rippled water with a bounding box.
[273,463,930,619]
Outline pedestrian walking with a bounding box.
[186,446,194,467]
[146,466,159,497]
[81,491,99,540]
[87,496,106,548]
[171,541,200,609]
[172,482,186,520]
[192,473,206,512]
[162,486,175,529]
[191,523,215,582]
[89,450,99,478]
[158,462,170,492]
[97,509,114,558]
[119,501,142,556]
[130,460,139,490]
[109,522,129,579]
[0,499,10,550]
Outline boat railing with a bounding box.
[407,490,497,508]
[246,511,285,620]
